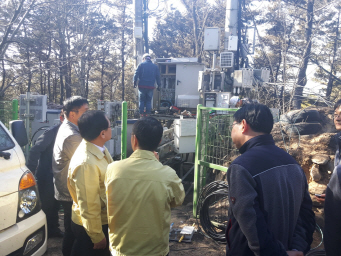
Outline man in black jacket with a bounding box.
[226,103,315,256]
[133,53,161,116]
[27,109,64,238]
[321,99,341,255]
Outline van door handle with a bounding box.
[0,151,10,160]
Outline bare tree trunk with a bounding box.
[86,66,90,99]
[326,9,340,100]
[293,0,314,109]
[40,57,43,94]
[24,25,32,92]
[66,33,72,98]
[47,63,51,101]
[100,55,105,100]
[53,72,57,103]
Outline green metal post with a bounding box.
[193,104,202,217]
[12,99,18,120]
[201,110,211,189]
[121,101,127,160]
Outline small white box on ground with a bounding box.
[174,119,196,137]
[174,119,197,153]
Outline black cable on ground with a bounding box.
[311,223,323,250]
[196,181,229,243]
[306,249,326,256]
[169,247,209,251]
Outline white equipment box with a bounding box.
[228,36,238,51]
[174,118,196,153]
[233,69,253,88]
[176,95,200,109]
[216,92,231,114]
[204,28,220,51]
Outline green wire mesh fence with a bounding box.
[193,105,238,217]
[0,100,18,128]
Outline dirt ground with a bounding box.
[43,193,323,256]
[43,193,227,256]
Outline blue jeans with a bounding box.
[138,88,154,114]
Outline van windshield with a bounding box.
[0,125,15,151]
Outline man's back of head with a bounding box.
[63,96,89,122]
[231,103,274,149]
[142,53,151,61]
[234,103,274,134]
[78,110,111,146]
[132,117,163,151]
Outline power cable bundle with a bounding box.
[197,181,229,242]
[306,249,326,256]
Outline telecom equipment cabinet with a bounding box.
[154,58,205,111]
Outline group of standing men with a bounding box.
[28,96,185,256]
[27,93,341,256]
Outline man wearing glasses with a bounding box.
[226,103,315,256]
[53,96,89,256]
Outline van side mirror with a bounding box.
[10,120,28,147]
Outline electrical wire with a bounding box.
[196,182,324,249]
[170,246,209,251]
[310,223,324,250]
[196,181,229,243]
[30,126,49,146]
[306,249,326,256]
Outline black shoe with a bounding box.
[48,228,64,238]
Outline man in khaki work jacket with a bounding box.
[53,96,89,256]
[105,117,185,256]
[68,110,113,256]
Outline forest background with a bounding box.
[0,0,340,111]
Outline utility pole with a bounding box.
[134,0,144,105]
[143,0,149,53]
[134,0,143,68]
[225,0,239,70]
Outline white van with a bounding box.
[0,120,47,255]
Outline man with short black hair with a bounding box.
[53,96,89,256]
[226,103,315,256]
[68,110,113,256]
[133,53,161,116]
[105,117,184,256]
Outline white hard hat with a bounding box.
[143,53,151,59]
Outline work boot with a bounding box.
[48,228,64,238]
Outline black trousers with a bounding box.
[71,222,110,256]
[60,201,75,256]
[37,178,60,234]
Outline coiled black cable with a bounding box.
[197,181,229,242]
[197,180,324,250]
[306,249,326,256]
